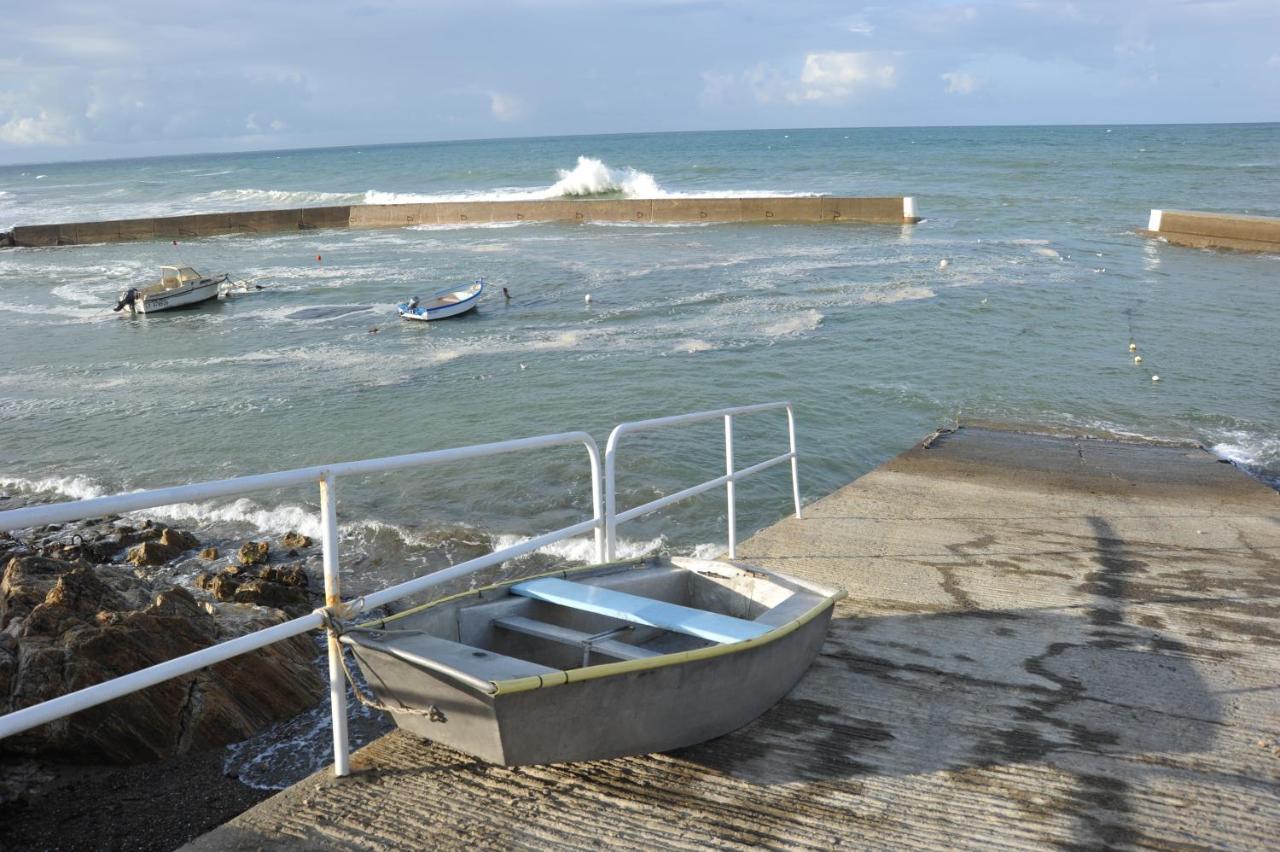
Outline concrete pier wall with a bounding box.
[1141,208,1280,252]
[4,196,918,247]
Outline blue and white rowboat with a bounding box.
[397,279,485,321]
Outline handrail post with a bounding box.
[724,414,736,559]
[787,405,802,519]
[586,440,605,564]
[319,472,350,778]
[604,436,618,562]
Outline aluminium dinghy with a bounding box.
[341,555,844,766]
[397,279,485,321]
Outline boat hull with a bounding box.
[401,604,828,765]
[135,278,223,313]
[345,562,838,766]
[397,298,480,321]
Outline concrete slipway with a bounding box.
[188,425,1280,850]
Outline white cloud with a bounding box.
[488,92,523,121]
[0,110,81,146]
[245,113,286,133]
[846,15,874,35]
[941,71,979,95]
[792,52,896,103]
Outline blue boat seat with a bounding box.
[509,577,770,644]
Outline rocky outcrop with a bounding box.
[195,563,311,617]
[281,531,312,550]
[237,541,269,566]
[0,553,325,765]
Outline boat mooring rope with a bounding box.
[319,610,446,721]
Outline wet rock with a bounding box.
[281,531,312,550]
[259,564,308,589]
[233,579,310,616]
[0,558,324,765]
[126,540,179,567]
[123,528,200,567]
[160,528,200,550]
[194,572,240,602]
[196,563,311,617]
[237,541,269,566]
[1,555,74,629]
[198,547,219,561]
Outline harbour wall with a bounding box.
[1,196,919,248]
[1140,209,1280,253]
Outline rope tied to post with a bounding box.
[318,607,446,722]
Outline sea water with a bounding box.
[2,124,1278,782]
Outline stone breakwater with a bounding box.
[0,520,326,765]
[0,196,919,247]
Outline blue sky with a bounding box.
[1,0,1277,164]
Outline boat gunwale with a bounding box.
[346,558,846,697]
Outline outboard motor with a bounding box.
[112,288,139,313]
[407,296,420,311]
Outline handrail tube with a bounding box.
[604,401,796,560]
[725,415,736,560]
[0,431,599,533]
[0,611,322,740]
[358,516,600,613]
[614,475,732,525]
[318,472,348,777]
[606,401,790,437]
[787,406,802,519]
[611,451,792,528]
[731,452,794,482]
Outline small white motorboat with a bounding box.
[342,556,845,766]
[397,279,484,321]
[113,266,228,314]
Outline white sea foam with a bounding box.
[148,498,326,538]
[676,339,716,353]
[192,188,361,207]
[1209,431,1280,471]
[860,286,936,305]
[760,309,823,337]
[0,474,107,501]
[492,532,664,564]
[1033,247,1062,259]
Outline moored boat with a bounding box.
[397,279,484,321]
[113,266,228,314]
[341,555,844,765]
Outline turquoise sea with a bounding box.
[1,124,1278,780]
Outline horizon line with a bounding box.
[1,120,1277,170]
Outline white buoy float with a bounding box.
[938,258,950,270]
[1152,375,1160,382]
[584,294,592,304]
[1128,342,1137,352]
[1134,355,1143,364]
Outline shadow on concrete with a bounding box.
[668,516,1222,847]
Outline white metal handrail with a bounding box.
[0,431,603,776]
[0,402,801,782]
[604,401,801,561]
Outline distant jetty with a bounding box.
[0,196,920,248]
[1141,208,1280,253]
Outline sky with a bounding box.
[1,0,1277,164]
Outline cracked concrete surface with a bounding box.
[187,425,1280,851]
